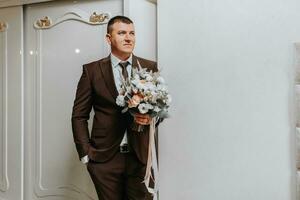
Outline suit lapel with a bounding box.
[132,54,149,70]
[99,55,119,100]
[132,54,139,70]
[99,54,140,101]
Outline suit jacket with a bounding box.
[71,54,158,165]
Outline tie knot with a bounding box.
[119,61,130,69]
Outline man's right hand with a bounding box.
[134,113,152,125]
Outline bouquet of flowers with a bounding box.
[115,60,171,195]
[116,62,171,132]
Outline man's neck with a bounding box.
[111,51,131,61]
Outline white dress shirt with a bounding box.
[81,53,133,164]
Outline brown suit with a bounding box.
[71,54,158,200]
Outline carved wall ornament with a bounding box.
[0,21,7,32]
[32,10,110,199]
[35,16,52,28]
[89,12,109,23]
[34,10,110,29]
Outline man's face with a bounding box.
[106,22,135,57]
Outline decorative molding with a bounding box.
[295,42,300,84]
[0,22,7,32]
[295,44,300,200]
[146,0,157,4]
[34,9,110,29]
[33,12,99,199]
[89,12,109,23]
[35,16,51,29]
[0,21,9,192]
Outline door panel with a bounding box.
[0,5,23,200]
[24,1,121,199]
[24,0,157,199]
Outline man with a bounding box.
[71,15,159,200]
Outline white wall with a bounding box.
[125,0,157,61]
[157,0,299,199]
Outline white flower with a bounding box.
[132,79,144,90]
[166,94,172,105]
[153,106,161,112]
[125,85,132,92]
[150,92,158,103]
[116,95,125,107]
[138,103,153,114]
[145,74,153,81]
[157,84,167,92]
[144,82,155,91]
[157,77,165,84]
[131,79,139,86]
[132,87,138,94]
[139,71,146,78]
[151,91,157,96]
[133,73,139,80]
[117,66,170,118]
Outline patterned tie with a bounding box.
[119,61,130,80]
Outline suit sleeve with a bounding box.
[71,65,93,160]
[153,62,158,72]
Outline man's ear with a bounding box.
[105,33,111,45]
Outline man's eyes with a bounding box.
[118,31,135,35]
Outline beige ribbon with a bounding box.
[135,59,159,197]
[142,118,159,197]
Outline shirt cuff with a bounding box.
[81,155,89,164]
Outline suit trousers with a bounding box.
[86,150,153,200]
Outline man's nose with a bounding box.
[125,33,133,40]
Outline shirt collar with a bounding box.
[110,53,132,68]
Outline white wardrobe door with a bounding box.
[24,0,157,199]
[0,5,24,200]
[24,0,121,200]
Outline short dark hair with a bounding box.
[107,15,133,34]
